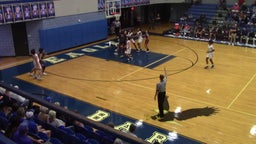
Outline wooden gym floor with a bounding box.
[1,24,256,144]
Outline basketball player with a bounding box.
[125,37,133,62]
[39,48,47,75]
[204,40,215,69]
[154,68,167,118]
[118,30,127,58]
[29,49,42,80]
[136,28,143,52]
[114,19,121,38]
[127,29,138,50]
[144,30,150,52]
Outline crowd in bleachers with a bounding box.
[165,0,256,47]
[0,85,142,144]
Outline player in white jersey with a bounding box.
[127,29,138,50]
[30,49,42,80]
[125,37,133,62]
[204,40,215,69]
[136,28,143,52]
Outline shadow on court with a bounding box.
[151,107,219,122]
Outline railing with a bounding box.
[0,82,150,144]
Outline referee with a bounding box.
[154,68,167,118]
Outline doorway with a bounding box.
[11,22,29,56]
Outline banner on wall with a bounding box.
[0,1,55,25]
[47,1,54,17]
[0,6,3,24]
[23,3,31,20]
[3,4,13,23]
[13,4,23,22]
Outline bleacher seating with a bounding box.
[0,83,149,144]
[186,4,218,25]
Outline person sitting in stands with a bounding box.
[199,13,206,25]
[114,123,138,143]
[0,85,29,106]
[239,27,248,44]
[240,2,248,13]
[181,23,191,37]
[173,23,180,36]
[37,106,49,123]
[12,122,33,144]
[232,3,240,13]
[195,24,203,38]
[209,26,217,40]
[246,29,256,46]
[24,110,51,140]
[46,110,65,128]
[5,107,26,138]
[0,103,13,120]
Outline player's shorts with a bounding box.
[138,38,143,43]
[33,61,42,69]
[206,53,214,59]
[145,39,149,45]
[125,49,131,55]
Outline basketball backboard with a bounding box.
[105,0,121,19]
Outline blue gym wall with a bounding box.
[39,12,107,54]
[0,12,107,56]
[0,25,15,56]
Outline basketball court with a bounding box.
[0,32,254,143]
[1,0,256,143]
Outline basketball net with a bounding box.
[105,0,121,19]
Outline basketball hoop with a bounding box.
[114,14,120,20]
[105,0,121,19]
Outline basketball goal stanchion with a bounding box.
[105,0,121,19]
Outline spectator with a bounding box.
[125,123,137,138]
[209,26,217,40]
[202,26,210,39]
[251,0,256,13]
[114,123,138,144]
[199,13,206,25]
[239,27,248,44]
[240,2,248,13]
[0,103,13,120]
[249,15,256,25]
[24,110,51,139]
[238,0,245,6]
[37,106,49,123]
[11,122,33,144]
[46,110,65,128]
[5,107,26,138]
[181,23,191,37]
[232,3,240,13]
[229,23,238,45]
[0,85,29,106]
[219,0,227,10]
[240,13,250,27]
[195,24,203,38]
[173,23,180,36]
[246,29,256,45]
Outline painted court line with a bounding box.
[125,80,256,118]
[117,55,170,80]
[227,73,256,109]
[117,48,186,81]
